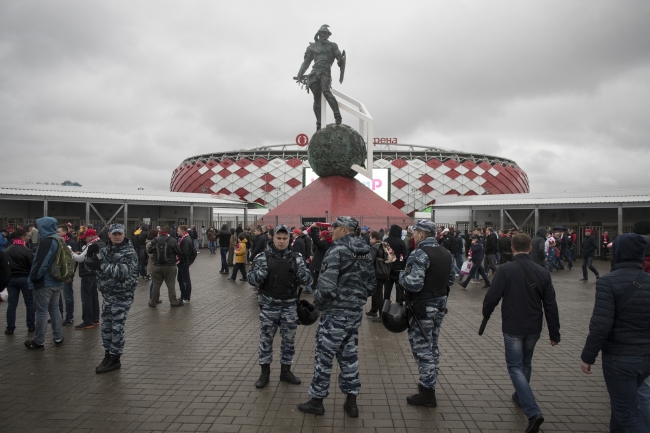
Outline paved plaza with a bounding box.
[0,254,613,433]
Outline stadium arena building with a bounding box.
[170,143,530,216]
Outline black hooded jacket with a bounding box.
[217,225,231,248]
[250,232,268,262]
[530,228,547,266]
[581,234,650,364]
[384,225,408,275]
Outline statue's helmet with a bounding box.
[317,24,331,36]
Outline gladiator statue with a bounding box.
[294,25,346,131]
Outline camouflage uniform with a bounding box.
[86,232,138,356]
[247,240,312,366]
[308,218,376,399]
[399,221,456,391]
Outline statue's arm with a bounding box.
[296,49,313,78]
[333,43,343,64]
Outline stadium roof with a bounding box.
[433,189,650,209]
[0,183,246,208]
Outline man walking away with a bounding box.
[580,229,600,281]
[580,233,650,432]
[484,227,499,275]
[529,228,547,267]
[4,228,35,335]
[299,217,375,418]
[217,224,231,274]
[383,225,408,304]
[85,223,138,373]
[499,229,514,264]
[25,217,64,349]
[482,232,561,433]
[399,220,456,407]
[57,224,78,326]
[177,225,196,302]
[366,231,389,319]
[148,226,183,307]
[559,229,574,270]
[460,236,491,289]
[72,229,104,329]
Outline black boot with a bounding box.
[526,414,544,433]
[343,394,358,418]
[406,384,437,407]
[279,364,301,385]
[297,398,325,415]
[460,279,469,289]
[96,351,110,370]
[255,364,271,388]
[96,354,121,374]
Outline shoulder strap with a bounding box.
[617,270,647,312]
[513,259,543,300]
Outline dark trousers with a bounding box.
[383,276,404,303]
[6,277,35,331]
[370,278,387,313]
[465,262,490,283]
[231,263,247,280]
[58,280,74,320]
[220,247,229,273]
[582,256,599,279]
[602,354,650,433]
[80,275,100,326]
[312,270,320,291]
[603,245,610,261]
[177,263,192,301]
[560,247,573,269]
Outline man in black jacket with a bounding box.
[308,225,333,292]
[72,229,105,329]
[177,225,196,303]
[148,227,183,308]
[498,229,513,264]
[558,229,573,271]
[249,226,268,265]
[483,232,560,433]
[4,228,35,335]
[529,228,547,267]
[580,229,600,281]
[580,233,650,432]
[217,224,231,274]
[484,227,498,275]
[382,224,408,305]
[460,236,491,289]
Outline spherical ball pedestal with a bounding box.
[307,124,366,178]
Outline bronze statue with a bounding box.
[294,25,346,130]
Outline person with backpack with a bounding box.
[366,231,392,320]
[85,223,138,374]
[482,232,560,433]
[56,224,79,326]
[4,228,35,335]
[25,217,68,349]
[177,225,196,303]
[148,226,183,308]
[72,229,105,329]
[383,225,408,304]
[247,225,312,389]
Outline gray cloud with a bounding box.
[0,0,649,194]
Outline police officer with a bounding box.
[298,216,376,418]
[85,223,138,374]
[247,224,312,388]
[398,220,456,407]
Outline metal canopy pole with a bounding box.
[189,204,194,227]
[618,204,623,234]
[43,198,48,217]
[469,207,474,231]
[244,205,248,229]
[499,208,504,231]
[86,202,90,226]
[124,202,128,229]
[534,207,539,230]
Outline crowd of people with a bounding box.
[1,216,649,433]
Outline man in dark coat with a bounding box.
[249,226,268,264]
[483,232,560,433]
[580,229,600,281]
[498,229,513,264]
[382,225,408,305]
[580,233,650,432]
[308,225,333,292]
[484,227,498,275]
[529,228,547,267]
[460,236,490,289]
[217,224,232,274]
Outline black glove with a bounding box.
[87,243,100,255]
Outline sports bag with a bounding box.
[381,242,397,263]
[460,260,472,276]
[374,244,392,280]
[47,237,75,281]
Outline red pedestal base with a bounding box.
[262,176,410,229]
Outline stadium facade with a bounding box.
[170,144,529,216]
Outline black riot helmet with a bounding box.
[381,300,409,333]
[297,299,320,326]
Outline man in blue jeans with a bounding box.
[482,232,561,433]
[25,217,65,349]
[4,228,35,335]
[56,224,78,325]
[581,233,650,432]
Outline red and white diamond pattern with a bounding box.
[171,155,529,215]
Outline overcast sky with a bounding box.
[1,1,648,194]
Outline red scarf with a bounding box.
[13,239,26,247]
[159,231,169,237]
[62,234,70,242]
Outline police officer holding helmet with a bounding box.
[298,216,376,418]
[398,220,456,407]
[247,224,312,388]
